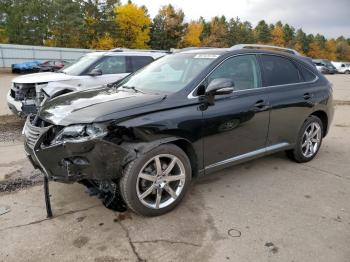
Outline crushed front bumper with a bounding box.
[7,90,23,116]
[7,90,36,117]
[24,120,130,183]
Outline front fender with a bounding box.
[120,137,190,166]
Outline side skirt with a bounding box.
[203,142,291,175]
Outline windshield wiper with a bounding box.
[121,85,145,94]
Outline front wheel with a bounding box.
[286,115,323,163]
[120,144,192,216]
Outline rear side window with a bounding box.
[130,56,154,71]
[260,55,302,86]
[300,67,317,82]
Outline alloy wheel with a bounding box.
[136,154,186,209]
[301,122,322,158]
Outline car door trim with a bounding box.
[204,142,290,171]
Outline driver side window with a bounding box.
[94,56,126,74]
[208,55,260,91]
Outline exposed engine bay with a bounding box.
[10,82,48,115]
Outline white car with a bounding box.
[332,61,350,74]
[7,49,167,116]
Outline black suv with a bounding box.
[23,47,334,216]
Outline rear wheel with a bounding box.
[286,115,323,163]
[120,144,191,216]
[345,70,350,75]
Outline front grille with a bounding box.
[24,115,52,149]
[24,121,42,149]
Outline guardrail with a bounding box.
[0,44,94,68]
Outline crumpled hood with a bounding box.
[39,87,166,126]
[12,72,73,84]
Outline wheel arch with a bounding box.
[122,137,199,178]
[171,139,199,178]
[310,110,328,137]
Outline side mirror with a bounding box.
[206,78,234,96]
[88,68,102,76]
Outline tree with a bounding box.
[0,0,53,45]
[254,20,271,44]
[90,33,115,49]
[294,29,309,55]
[46,0,85,48]
[314,34,326,49]
[0,27,8,43]
[324,39,337,61]
[307,41,324,58]
[283,23,295,47]
[82,0,120,48]
[179,21,203,47]
[336,41,350,61]
[202,16,229,47]
[271,23,285,47]
[228,17,255,46]
[114,2,151,48]
[150,4,185,49]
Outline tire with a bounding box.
[286,115,323,163]
[345,70,350,75]
[120,144,192,216]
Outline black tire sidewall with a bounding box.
[121,144,192,216]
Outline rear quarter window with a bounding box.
[260,55,303,86]
[299,66,317,82]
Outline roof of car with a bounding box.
[87,50,167,58]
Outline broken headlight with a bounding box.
[52,123,108,144]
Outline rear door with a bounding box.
[202,54,270,172]
[258,54,317,146]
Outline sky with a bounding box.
[127,0,350,38]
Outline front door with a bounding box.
[202,55,270,172]
[80,55,129,88]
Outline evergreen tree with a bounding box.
[254,20,271,44]
[149,4,185,50]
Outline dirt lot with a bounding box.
[0,73,349,262]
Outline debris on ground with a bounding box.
[0,205,11,215]
[265,242,279,254]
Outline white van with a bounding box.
[7,49,167,116]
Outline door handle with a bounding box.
[253,100,268,111]
[303,93,312,100]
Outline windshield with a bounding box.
[116,53,218,94]
[62,54,102,75]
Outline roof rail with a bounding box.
[109,48,170,53]
[171,47,218,53]
[230,44,301,56]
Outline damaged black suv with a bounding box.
[23,46,334,216]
